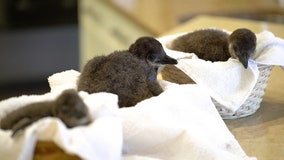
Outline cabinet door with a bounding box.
[79,0,152,67]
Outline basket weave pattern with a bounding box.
[160,64,273,119]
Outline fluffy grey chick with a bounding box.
[171,28,256,68]
[77,36,177,107]
[0,89,92,137]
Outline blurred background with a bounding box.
[1,0,284,100]
[0,0,78,99]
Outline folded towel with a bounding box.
[48,69,80,93]
[120,82,256,160]
[158,30,284,113]
[0,72,122,160]
[0,70,256,160]
[252,31,284,66]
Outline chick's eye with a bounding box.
[233,45,239,52]
[61,105,70,114]
[147,54,156,61]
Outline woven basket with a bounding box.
[34,141,80,160]
[160,64,273,119]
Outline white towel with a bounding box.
[120,81,255,160]
[252,31,284,66]
[158,30,284,113]
[0,71,123,160]
[0,70,256,160]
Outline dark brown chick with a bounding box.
[0,89,92,137]
[171,28,256,68]
[77,36,177,107]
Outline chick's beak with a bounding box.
[159,54,178,65]
[237,52,249,69]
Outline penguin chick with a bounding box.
[0,89,92,137]
[77,36,177,108]
[171,28,256,68]
[228,28,256,68]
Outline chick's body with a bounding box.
[78,52,159,107]
[171,29,231,62]
[78,36,177,108]
[0,89,91,137]
[171,28,256,69]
